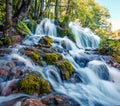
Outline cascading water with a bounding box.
[35,18,57,36]
[69,22,100,49]
[0,18,120,106]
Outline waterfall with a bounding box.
[69,22,100,49]
[35,18,57,36]
[0,18,120,106]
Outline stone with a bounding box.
[22,98,46,106]
[6,61,15,68]
[41,93,79,106]
[12,35,22,44]
[0,79,18,96]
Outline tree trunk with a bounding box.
[55,0,59,20]
[13,0,33,23]
[4,0,13,36]
[39,0,44,19]
[66,0,70,15]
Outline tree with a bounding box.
[55,0,59,20]
[3,0,34,36]
[4,0,12,36]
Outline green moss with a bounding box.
[18,73,51,95]
[0,36,12,46]
[28,51,42,65]
[98,39,120,63]
[43,53,59,64]
[16,21,30,36]
[55,60,73,80]
[0,41,3,46]
[28,52,39,61]
[39,36,52,47]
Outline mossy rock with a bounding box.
[28,51,42,65]
[39,36,52,47]
[43,53,59,65]
[28,51,39,61]
[18,73,51,95]
[55,60,73,80]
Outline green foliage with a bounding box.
[15,21,30,36]
[43,53,59,64]
[24,19,37,34]
[18,73,51,95]
[0,37,12,46]
[55,60,73,80]
[57,21,76,42]
[39,36,52,47]
[99,39,120,63]
[64,28,76,43]
[0,0,6,22]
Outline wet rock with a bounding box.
[74,56,89,67]
[39,36,52,48]
[41,93,79,106]
[6,61,15,68]
[88,60,109,80]
[9,67,23,79]
[70,72,82,83]
[0,48,12,55]
[0,79,18,96]
[22,98,46,106]
[12,35,22,44]
[12,59,26,67]
[0,66,10,79]
[18,72,51,95]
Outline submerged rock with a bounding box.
[21,98,46,106]
[41,93,79,106]
[88,60,109,80]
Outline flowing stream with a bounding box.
[0,18,120,106]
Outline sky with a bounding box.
[95,0,120,31]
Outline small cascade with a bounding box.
[69,22,100,49]
[88,60,109,80]
[35,18,57,36]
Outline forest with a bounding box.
[0,0,120,106]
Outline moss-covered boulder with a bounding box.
[28,51,42,65]
[18,73,51,95]
[55,60,73,80]
[28,52,39,61]
[39,36,52,47]
[43,53,59,65]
